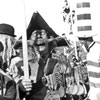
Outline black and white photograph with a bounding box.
[0,0,100,100]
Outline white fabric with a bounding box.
[87,42,100,100]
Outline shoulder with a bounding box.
[93,41,100,49]
[95,41,100,45]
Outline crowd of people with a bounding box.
[0,22,100,100]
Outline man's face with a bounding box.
[31,29,48,52]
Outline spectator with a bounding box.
[0,23,16,100]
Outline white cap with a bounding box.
[75,31,97,38]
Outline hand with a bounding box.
[21,79,32,92]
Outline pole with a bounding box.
[22,0,29,82]
[21,0,30,97]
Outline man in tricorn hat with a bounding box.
[19,28,80,100]
[15,11,72,100]
[16,28,72,100]
[14,29,58,100]
[0,23,16,100]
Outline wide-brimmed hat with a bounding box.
[27,11,58,39]
[0,23,16,37]
[75,31,97,38]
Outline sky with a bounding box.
[0,0,100,40]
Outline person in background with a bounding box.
[72,35,91,100]
[0,23,16,100]
[77,33,100,100]
[0,23,16,68]
[82,34,100,100]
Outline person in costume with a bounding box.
[29,29,83,100]
[9,29,59,100]
[0,23,16,100]
[78,34,100,100]
[0,23,16,68]
[29,29,88,100]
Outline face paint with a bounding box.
[31,29,48,52]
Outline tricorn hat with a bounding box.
[27,11,58,39]
[0,23,16,37]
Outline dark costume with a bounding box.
[9,39,54,100]
[17,12,59,99]
[0,80,16,100]
[19,55,48,100]
[10,48,51,100]
[10,36,60,100]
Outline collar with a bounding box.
[40,50,49,63]
[88,41,95,52]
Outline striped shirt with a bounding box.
[87,42,100,100]
[87,42,100,88]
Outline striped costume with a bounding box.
[87,42,100,100]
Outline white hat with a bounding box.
[75,31,97,38]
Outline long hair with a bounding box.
[0,34,15,66]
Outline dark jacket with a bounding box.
[18,55,59,100]
[0,80,16,100]
[18,57,48,100]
